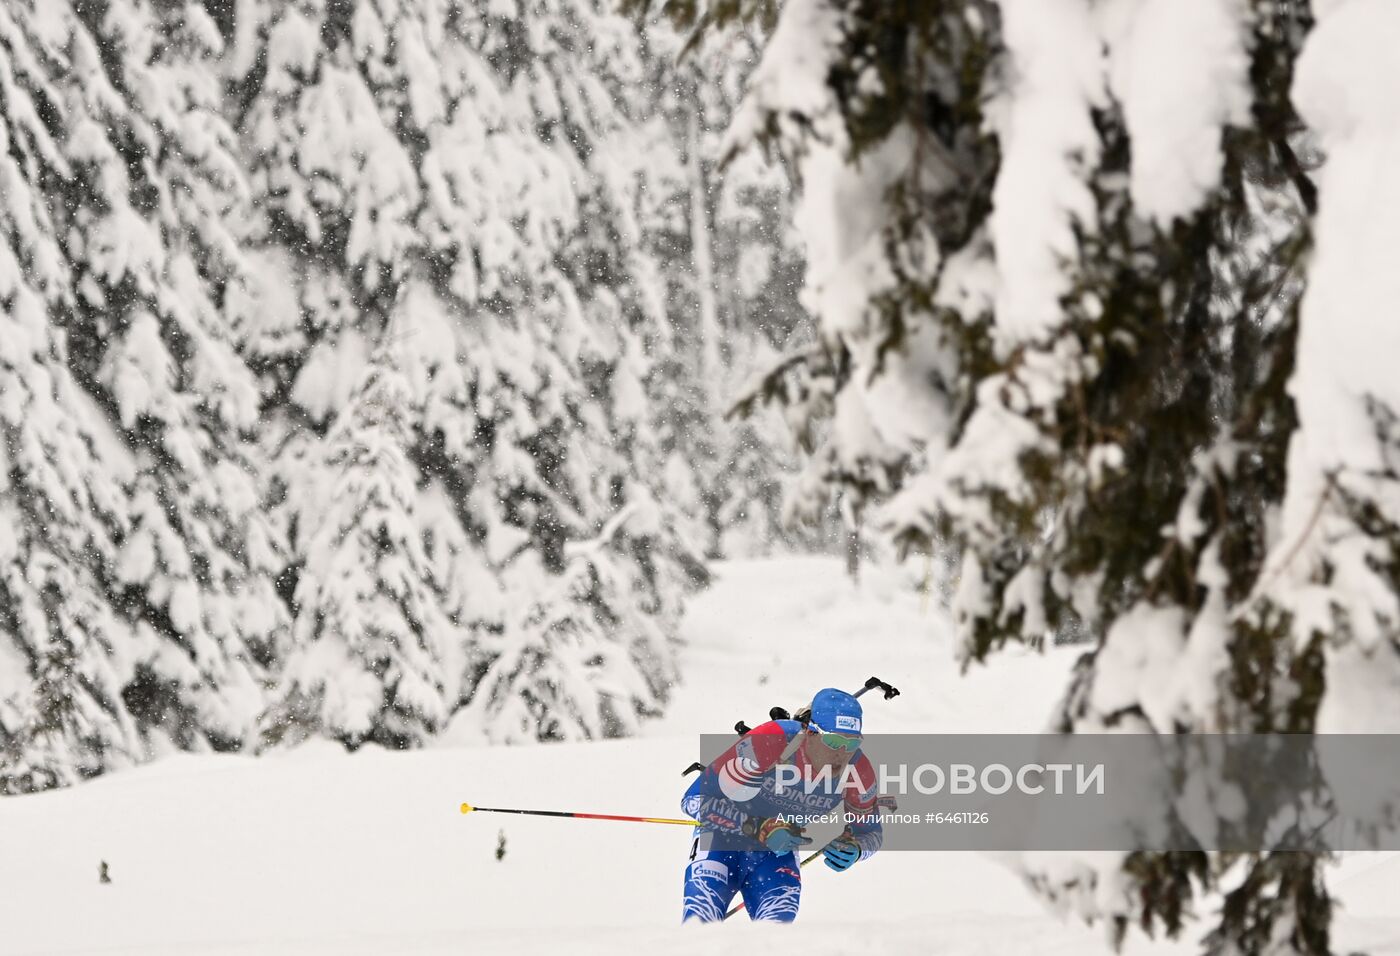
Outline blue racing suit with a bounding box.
[680,719,883,922]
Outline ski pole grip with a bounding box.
[856,676,901,700]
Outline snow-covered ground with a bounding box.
[2,557,1395,955]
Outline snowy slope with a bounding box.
[0,558,1394,955]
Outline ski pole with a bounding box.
[459,801,697,827]
[853,675,901,701]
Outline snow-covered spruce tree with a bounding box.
[641,20,834,558]
[259,342,462,747]
[0,0,285,791]
[633,1,1397,953]
[231,0,704,745]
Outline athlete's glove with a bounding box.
[744,816,813,853]
[823,836,861,872]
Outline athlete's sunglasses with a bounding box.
[809,725,861,752]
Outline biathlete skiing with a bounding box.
[680,687,883,923]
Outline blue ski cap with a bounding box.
[810,687,863,737]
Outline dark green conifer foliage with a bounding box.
[629,1,1348,952]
